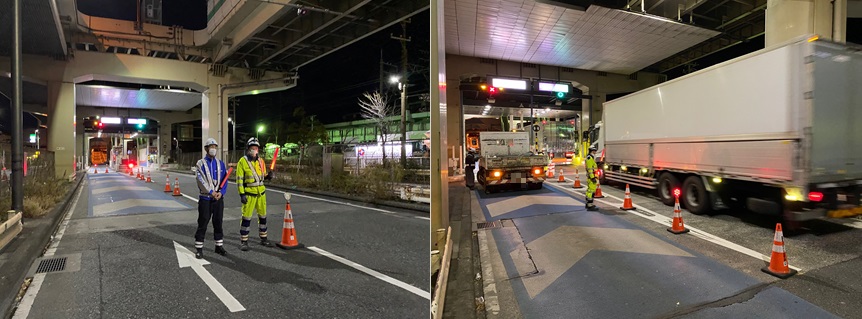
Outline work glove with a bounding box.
[589,177,598,184]
[264,171,273,181]
[240,194,248,204]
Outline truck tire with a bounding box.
[658,173,680,206]
[682,176,712,215]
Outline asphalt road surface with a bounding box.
[473,167,862,319]
[12,167,429,319]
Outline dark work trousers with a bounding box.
[195,197,225,249]
[465,165,476,188]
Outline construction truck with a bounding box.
[476,131,547,193]
[587,35,862,226]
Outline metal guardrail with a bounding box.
[431,226,453,319]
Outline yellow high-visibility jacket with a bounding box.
[586,154,598,180]
[237,155,267,195]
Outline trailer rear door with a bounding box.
[809,41,862,184]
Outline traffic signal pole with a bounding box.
[11,0,24,211]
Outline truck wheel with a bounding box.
[682,176,712,215]
[658,173,680,206]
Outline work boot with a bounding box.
[260,238,274,247]
[195,248,204,259]
[215,246,227,256]
[586,205,599,211]
[240,241,249,251]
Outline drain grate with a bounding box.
[35,257,67,274]
[477,221,502,229]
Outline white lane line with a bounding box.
[546,180,802,272]
[415,216,431,220]
[14,179,86,319]
[307,246,431,300]
[181,193,200,202]
[166,171,429,218]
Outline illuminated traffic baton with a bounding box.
[270,147,280,170]
[219,167,234,189]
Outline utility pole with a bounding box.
[11,0,24,212]
[379,49,384,94]
[391,20,411,168]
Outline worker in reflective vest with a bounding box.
[236,137,274,251]
[194,138,228,259]
[585,146,599,211]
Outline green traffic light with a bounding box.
[556,91,566,99]
[137,124,143,129]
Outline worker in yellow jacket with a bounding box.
[236,137,274,251]
[585,146,599,211]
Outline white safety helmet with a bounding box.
[247,137,261,148]
[204,138,218,148]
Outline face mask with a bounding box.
[208,148,217,156]
[249,150,258,157]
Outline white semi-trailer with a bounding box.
[588,35,862,225]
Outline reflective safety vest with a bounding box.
[585,154,598,179]
[237,155,267,195]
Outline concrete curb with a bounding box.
[162,169,429,213]
[1,171,86,319]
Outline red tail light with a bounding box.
[128,163,134,169]
[808,192,824,202]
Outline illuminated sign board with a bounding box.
[538,82,570,93]
[29,134,36,143]
[127,118,148,125]
[491,78,528,90]
[101,117,122,124]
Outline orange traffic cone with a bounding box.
[620,184,636,210]
[140,168,145,181]
[105,167,109,173]
[762,223,797,278]
[164,174,172,192]
[558,169,565,182]
[594,181,605,198]
[129,168,134,176]
[172,178,182,196]
[573,168,583,188]
[146,171,152,183]
[547,164,555,178]
[667,196,689,234]
[93,165,98,174]
[277,198,304,250]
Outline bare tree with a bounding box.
[358,91,396,161]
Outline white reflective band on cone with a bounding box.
[773,244,785,253]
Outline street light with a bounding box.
[390,75,407,167]
[257,125,265,140]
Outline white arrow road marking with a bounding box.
[173,241,246,312]
[545,180,803,271]
[485,194,581,218]
[307,246,431,300]
[515,226,694,299]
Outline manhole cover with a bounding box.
[35,257,67,274]
[476,221,502,229]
